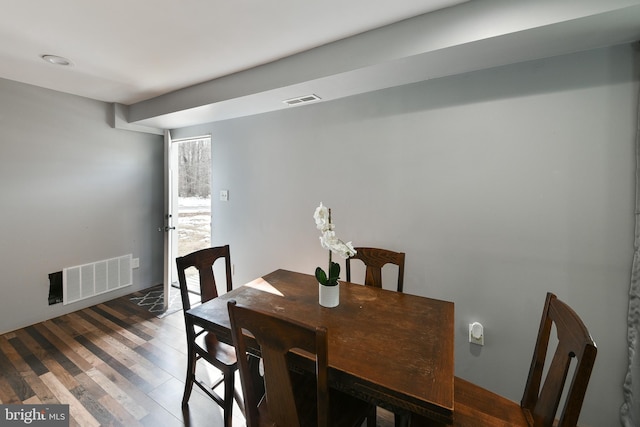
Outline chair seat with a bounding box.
[411,377,531,427]
[195,331,237,368]
[453,377,531,426]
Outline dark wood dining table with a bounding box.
[186,269,454,425]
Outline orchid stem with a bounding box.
[328,208,332,278]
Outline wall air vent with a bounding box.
[282,94,321,106]
[63,254,132,304]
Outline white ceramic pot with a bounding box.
[319,283,339,308]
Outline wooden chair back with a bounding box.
[521,292,597,427]
[176,245,233,310]
[345,247,405,292]
[228,300,330,427]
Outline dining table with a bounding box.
[185,269,454,425]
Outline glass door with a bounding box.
[172,135,212,294]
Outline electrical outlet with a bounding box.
[220,190,229,201]
[132,258,140,269]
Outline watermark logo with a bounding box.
[0,405,68,426]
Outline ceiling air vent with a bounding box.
[282,94,321,106]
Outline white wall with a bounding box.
[173,44,638,426]
[0,78,165,334]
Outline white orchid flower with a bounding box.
[313,203,357,285]
[313,202,333,232]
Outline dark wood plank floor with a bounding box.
[0,288,395,427]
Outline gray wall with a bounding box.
[0,78,164,334]
[173,44,639,426]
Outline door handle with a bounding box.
[164,226,176,232]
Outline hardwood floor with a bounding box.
[0,288,395,427]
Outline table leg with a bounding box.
[395,412,410,427]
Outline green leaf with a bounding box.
[315,267,328,285]
[327,261,341,285]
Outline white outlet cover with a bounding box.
[469,322,484,346]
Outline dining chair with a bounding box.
[227,300,375,427]
[176,245,243,427]
[345,247,406,292]
[413,292,597,427]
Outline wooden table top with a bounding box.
[186,269,454,424]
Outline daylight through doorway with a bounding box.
[175,136,211,294]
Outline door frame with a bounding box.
[162,130,176,311]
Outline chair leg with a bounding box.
[223,370,234,427]
[234,386,245,416]
[182,348,197,407]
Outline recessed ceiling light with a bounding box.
[41,55,73,66]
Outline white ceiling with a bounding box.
[2,0,640,130]
[0,0,464,104]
